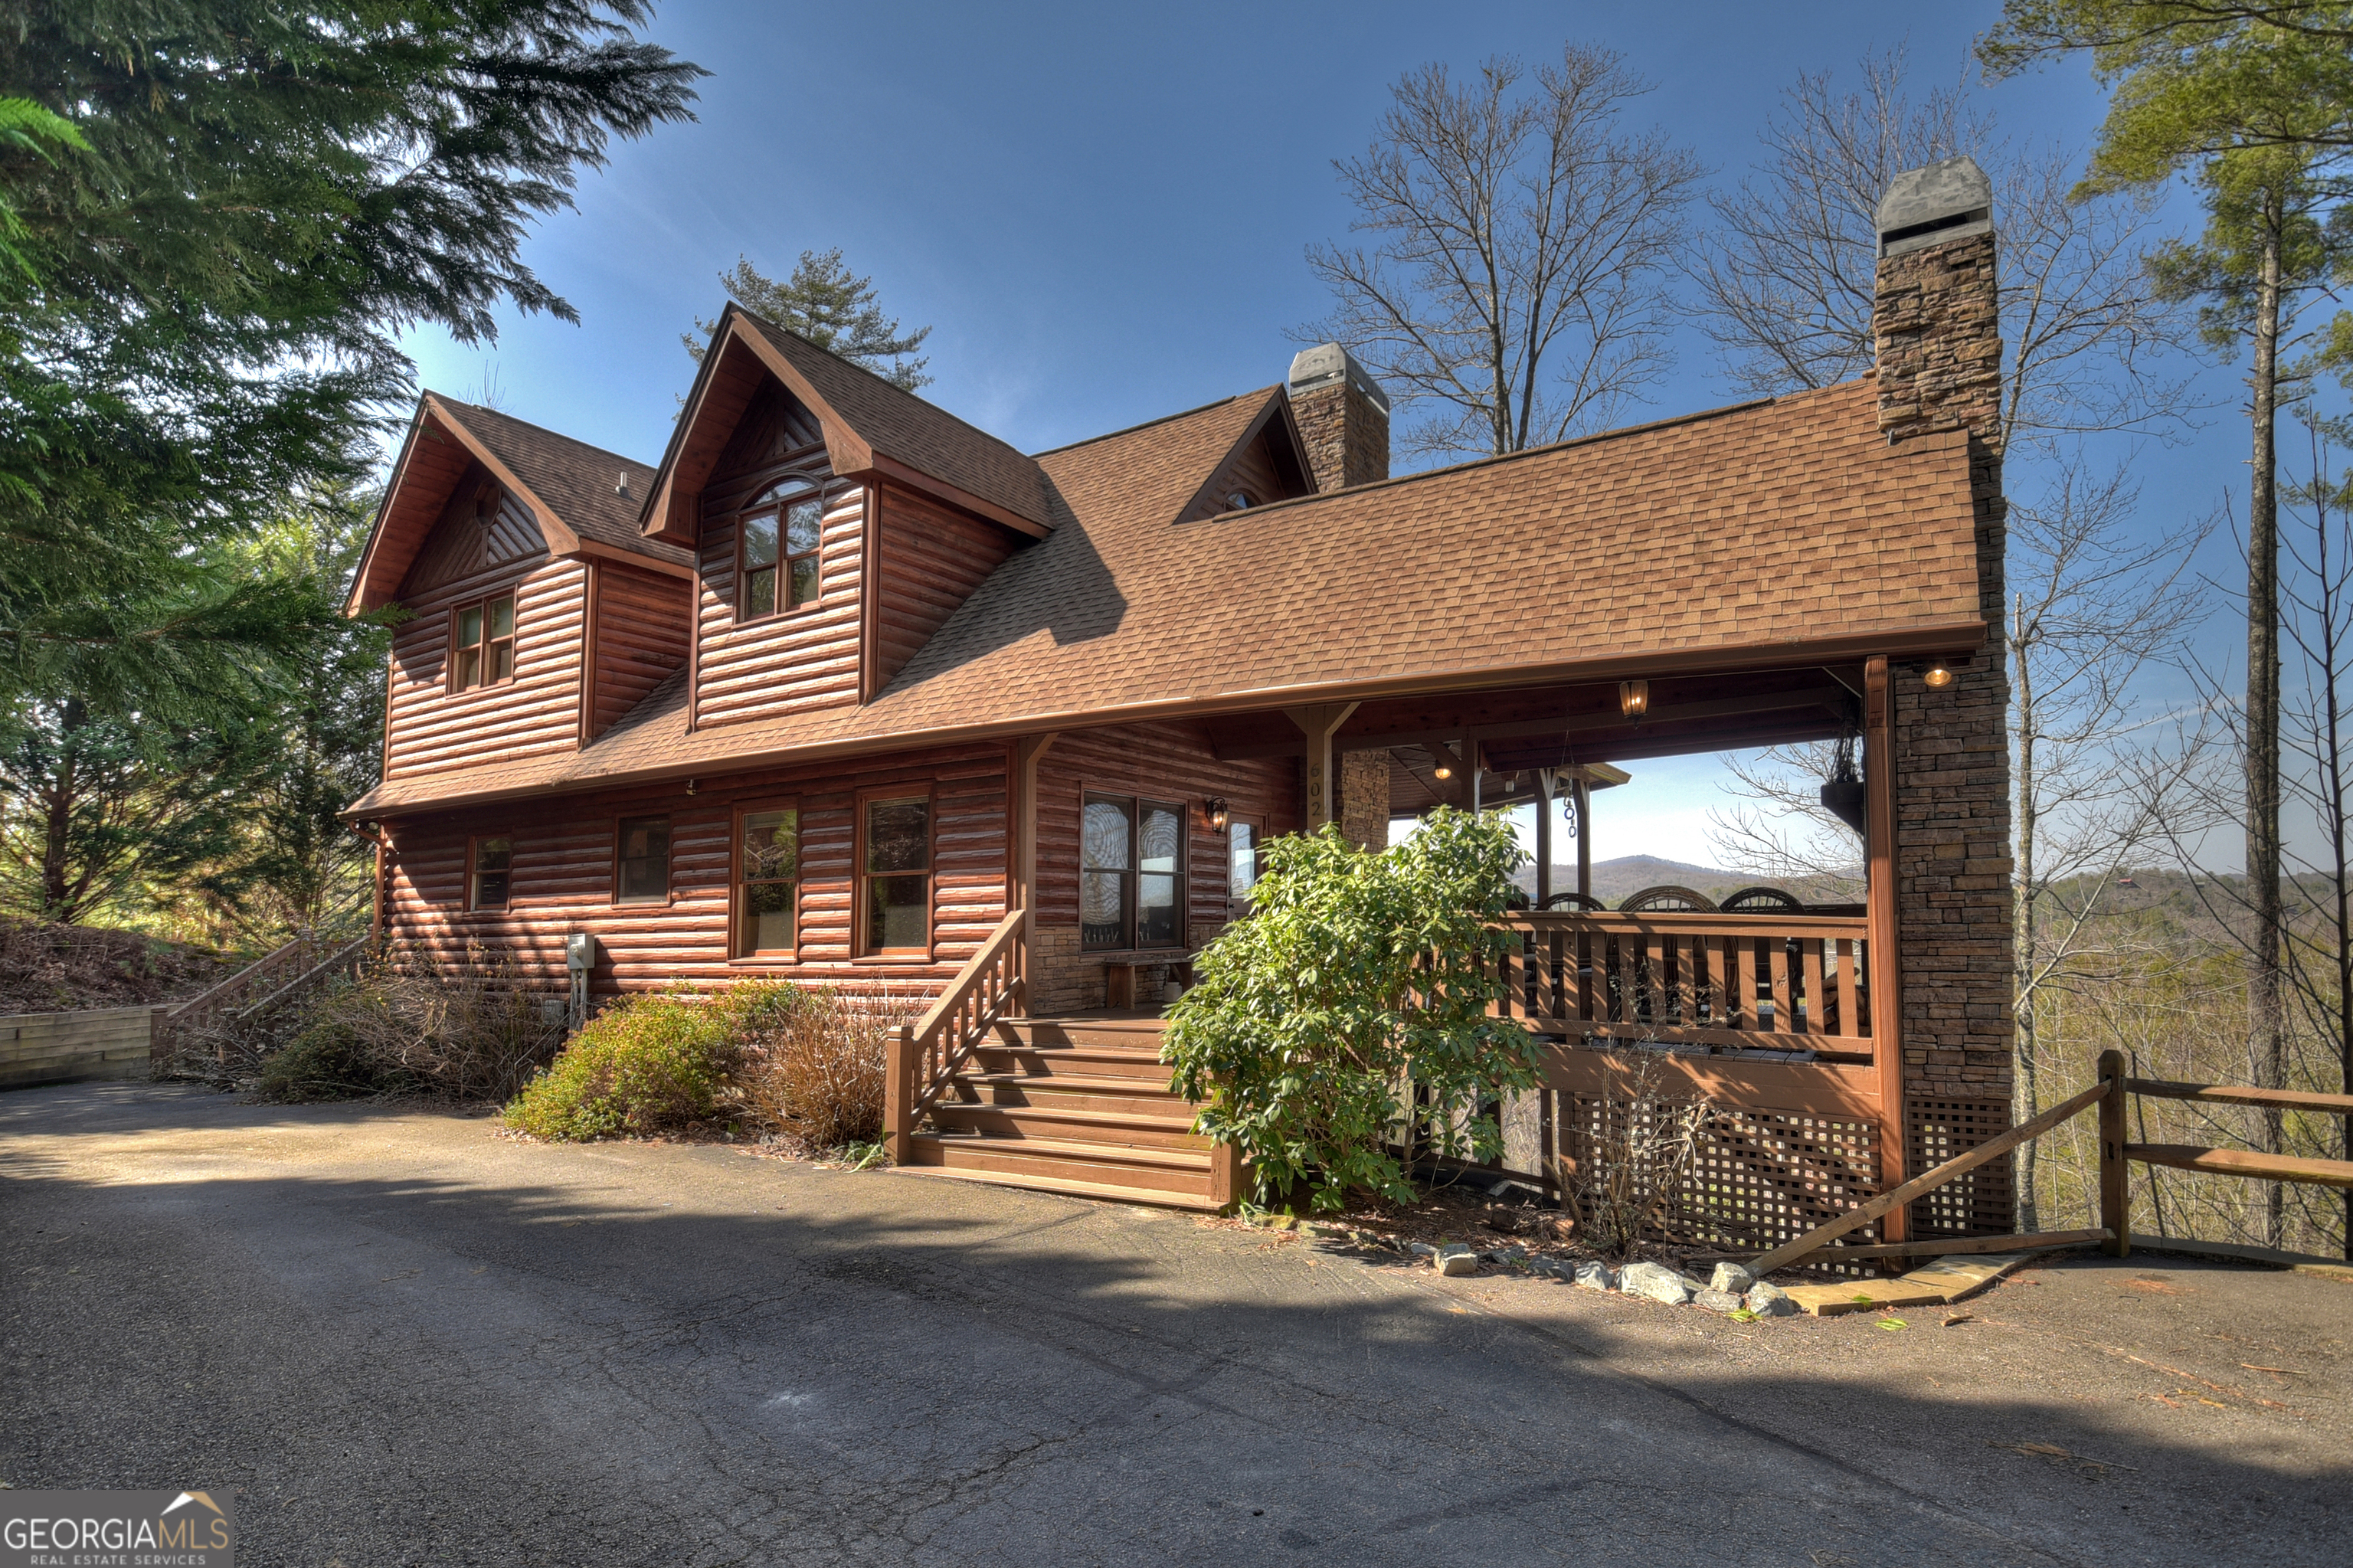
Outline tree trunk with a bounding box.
[2013,590,2041,1232]
[2247,207,2286,1249]
[39,699,86,922]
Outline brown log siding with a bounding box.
[382,741,1010,998]
[870,483,1018,692]
[583,561,692,741]
[384,555,585,779]
[693,487,867,728]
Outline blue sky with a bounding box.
[403,1,2260,871]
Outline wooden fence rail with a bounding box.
[1736,1051,2353,1271]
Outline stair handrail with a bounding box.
[230,933,374,1023]
[886,908,1026,1164]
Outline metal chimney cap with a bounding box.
[1286,342,1392,414]
[1877,155,1993,258]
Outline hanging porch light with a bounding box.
[1923,661,1956,689]
[1619,679,1649,717]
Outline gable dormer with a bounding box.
[351,395,691,776]
[645,308,1058,725]
[1178,394,1316,522]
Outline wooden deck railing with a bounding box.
[885,908,1027,1164]
[1495,910,1871,1060]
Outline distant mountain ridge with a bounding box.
[1512,855,1860,907]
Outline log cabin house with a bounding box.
[345,159,2014,1242]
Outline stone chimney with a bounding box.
[1286,342,1390,493]
[1873,155,2001,453]
[1871,155,2016,1223]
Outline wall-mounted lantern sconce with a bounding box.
[1923,662,1955,689]
[1619,679,1649,717]
[1205,797,1230,832]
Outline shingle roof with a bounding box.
[351,378,1986,815]
[735,315,1069,534]
[436,398,686,568]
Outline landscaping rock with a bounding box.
[1435,1251,1481,1277]
[1483,1246,1528,1266]
[1574,1261,1616,1291]
[1619,1261,1700,1305]
[1710,1262,1759,1295]
[1409,1242,1438,1257]
[1745,1281,1800,1318]
[1435,1242,1474,1259]
[1529,1256,1573,1280]
[1694,1288,1745,1313]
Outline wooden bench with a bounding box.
[1096,951,1199,1010]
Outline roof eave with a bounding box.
[342,617,1988,820]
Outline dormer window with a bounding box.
[451,592,515,691]
[1224,490,1253,511]
[740,479,823,619]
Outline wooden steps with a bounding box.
[901,1015,1226,1210]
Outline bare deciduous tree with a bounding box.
[2007,464,2206,1226]
[1685,47,2188,451]
[1301,46,1704,462]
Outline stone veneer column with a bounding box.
[1338,751,1390,853]
[1874,161,2017,1232]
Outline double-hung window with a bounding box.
[735,806,799,957]
[451,593,515,691]
[859,792,932,956]
[467,836,512,912]
[615,815,672,905]
[739,479,824,620]
[1081,794,1185,950]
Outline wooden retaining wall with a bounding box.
[0,1005,164,1090]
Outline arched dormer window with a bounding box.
[738,477,824,620]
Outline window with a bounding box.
[735,806,799,957]
[467,836,511,912]
[1223,490,1253,511]
[450,593,516,691]
[615,815,671,905]
[739,480,824,619]
[1082,794,1185,950]
[859,793,931,954]
[1228,820,1260,915]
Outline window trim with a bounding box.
[610,812,674,908]
[1079,790,1190,952]
[465,833,512,913]
[447,590,519,695]
[1226,815,1264,918]
[853,784,936,961]
[729,797,801,963]
[732,476,826,624]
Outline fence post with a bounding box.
[2098,1048,2129,1258]
[885,1023,916,1167]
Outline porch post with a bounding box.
[1534,769,1556,906]
[1864,655,1908,1241]
[1573,778,1592,902]
[1284,703,1359,830]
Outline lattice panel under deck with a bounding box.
[1552,1093,1885,1275]
[1906,1097,2016,1236]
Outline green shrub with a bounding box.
[1163,809,1543,1211]
[502,981,807,1141]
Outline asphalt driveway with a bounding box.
[2,1082,2345,1566]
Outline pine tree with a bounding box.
[1982,2,2353,1249]
[0,3,706,725]
[686,249,932,390]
